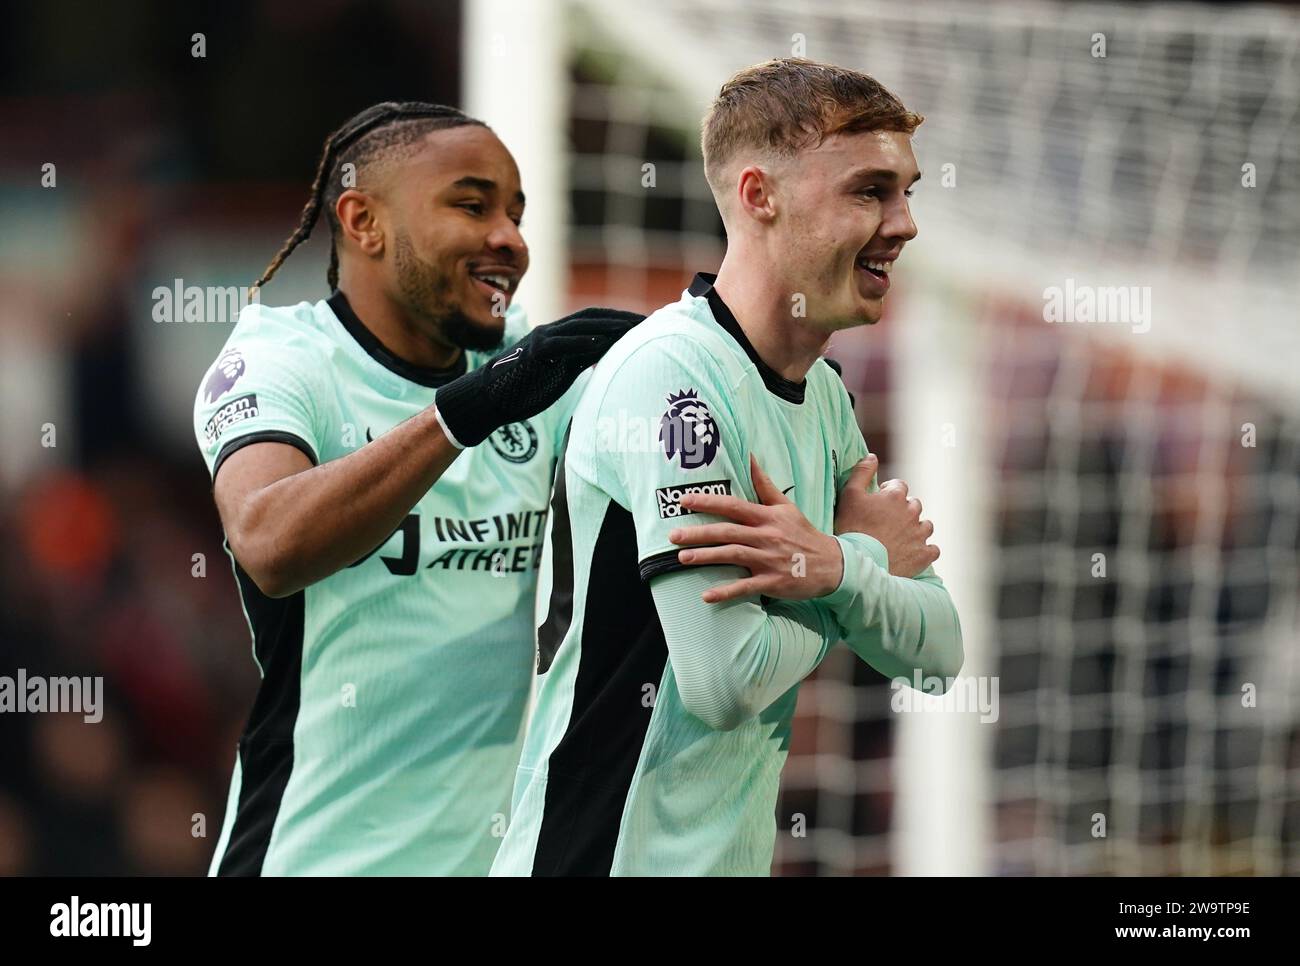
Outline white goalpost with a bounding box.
[462,0,568,328]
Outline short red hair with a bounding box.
[701,58,923,194]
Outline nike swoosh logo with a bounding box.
[492,346,524,368]
[365,427,374,443]
[782,485,795,495]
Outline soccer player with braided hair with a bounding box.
[193,101,641,875]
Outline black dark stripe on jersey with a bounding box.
[328,290,469,387]
[532,501,665,876]
[537,425,574,675]
[688,272,806,404]
[215,551,305,876]
[213,431,318,482]
[638,548,691,582]
[638,545,729,582]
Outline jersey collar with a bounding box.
[327,290,469,388]
[688,273,806,404]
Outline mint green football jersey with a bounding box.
[490,273,874,876]
[194,291,583,876]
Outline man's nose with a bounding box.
[487,216,528,259]
[884,196,918,243]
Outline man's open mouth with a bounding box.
[469,270,518,295]
[856,257,893,283]
[855,256,893,292]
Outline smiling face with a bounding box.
[774,128,919,329]
[701,59,924,334]
[367,124,529,351]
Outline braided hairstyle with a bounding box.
[252,101,488,293]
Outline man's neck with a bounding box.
[711,251,830,383]
[337,281,462,371]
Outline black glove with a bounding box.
[435,307,645,446]
[824,357,856,409]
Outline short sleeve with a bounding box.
[579,338,751,583]
[193,322,325,481]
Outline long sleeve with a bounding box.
[818,531,964,692]
[649,565,838,731]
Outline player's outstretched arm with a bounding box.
[212,307,642,598]
[433,307,644,447]
[215,406,459,598]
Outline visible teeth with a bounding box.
[473,273,512,292]
[856,259,893,275]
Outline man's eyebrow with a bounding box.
[451,176,526,205]
[845,167,923,185]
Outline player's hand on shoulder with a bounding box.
[434,306,644,447]
[834,455,939,578]
[667,454,844,603]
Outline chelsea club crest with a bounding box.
[489,420,538,463]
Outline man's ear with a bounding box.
[736,164,778,223]
[335,190,385,257]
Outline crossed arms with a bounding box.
[650,452,964,731]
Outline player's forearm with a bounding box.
[651,566,836,730]
[820,532,964,689]
[232,406,461,596]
